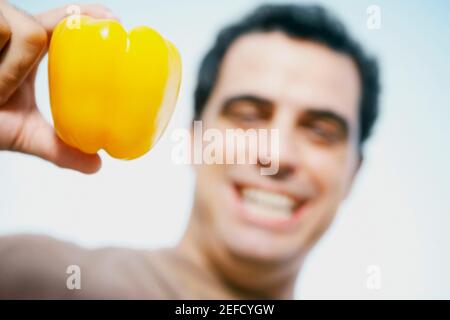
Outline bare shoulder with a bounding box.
[0,234,169,299]
[0,234,88,298]
[0,233,85,260]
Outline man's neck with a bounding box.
[175,215,301,299]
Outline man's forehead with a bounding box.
[214,31,361,119]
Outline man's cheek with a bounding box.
[201,164,228,209]
[308,151,351,200]
[328,166,353,202]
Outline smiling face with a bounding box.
[192,31,361,264]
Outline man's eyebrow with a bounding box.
[221,94,274,111]
[301,108,350,134]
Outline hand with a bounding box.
[0,1,117,173]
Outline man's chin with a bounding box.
[221,230,303,265]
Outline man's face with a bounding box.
[193,32,361,263]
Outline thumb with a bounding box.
[34,3,118,36]
[18,111,102,174]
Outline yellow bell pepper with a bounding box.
[48,16,181,159]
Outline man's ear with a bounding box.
[354,153,363,179]
[343,152,363,200]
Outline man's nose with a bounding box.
[258,120,299,180]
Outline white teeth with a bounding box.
[244,201,291,219]
[241,188,297,219]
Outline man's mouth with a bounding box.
[241,188,300,218]
[233,184,308,228]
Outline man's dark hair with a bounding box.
[194,4,380,147]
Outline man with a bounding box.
[0,2,380,299]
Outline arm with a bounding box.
[0,1,118,299]
[0,234,85,299]
[0,234,171,299]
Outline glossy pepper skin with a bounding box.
[48,16,181,159]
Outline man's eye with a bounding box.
[303,122,343,144]
[230,111,259,122]
[222,102,270,125]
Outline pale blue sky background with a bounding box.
[1,0,449,298]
